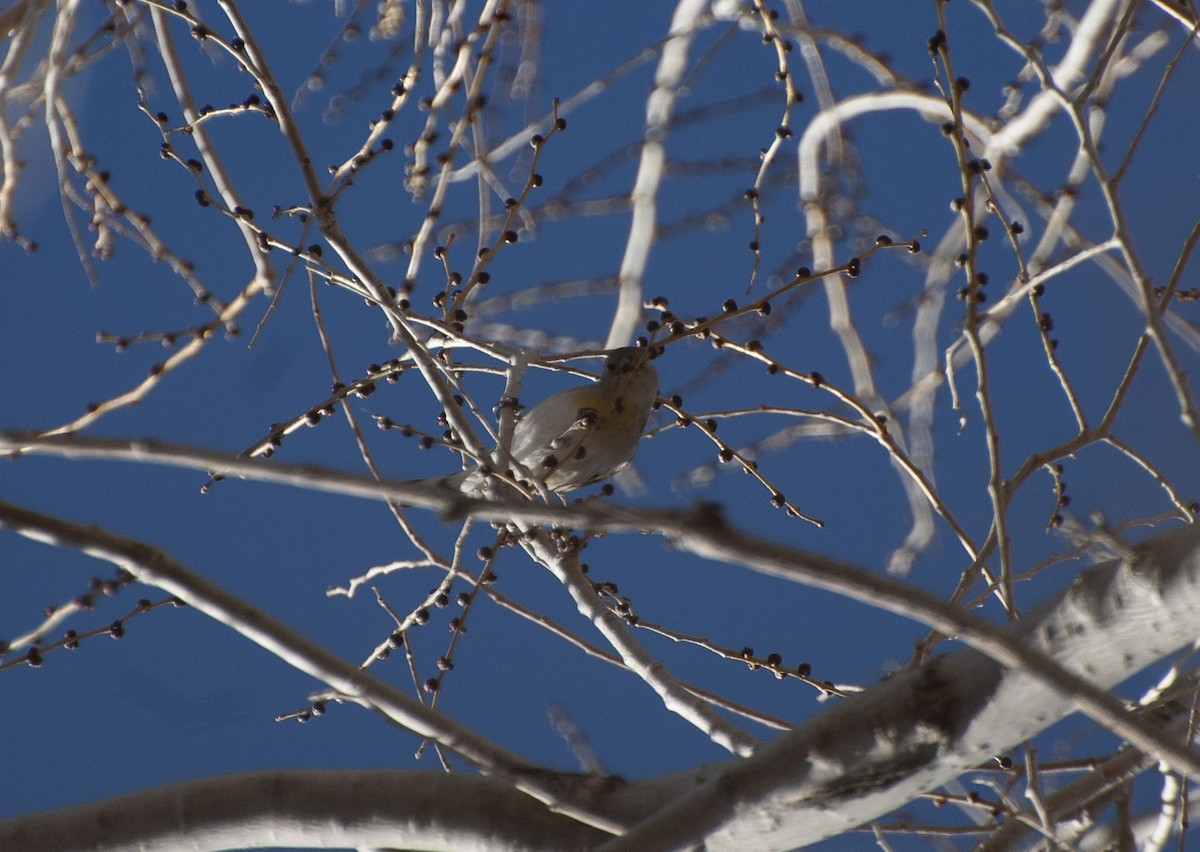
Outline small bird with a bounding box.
[421,347,659,497]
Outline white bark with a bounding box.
[3,502,1198,850]
[608,525,1200,849]
[0,770,613,851]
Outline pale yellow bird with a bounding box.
[424,347,659,497]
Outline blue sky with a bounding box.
[3,2,1200,848]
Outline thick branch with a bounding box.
[0,770,610,852]
[608,524,1200,849]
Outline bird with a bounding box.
[418,347,659,498]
